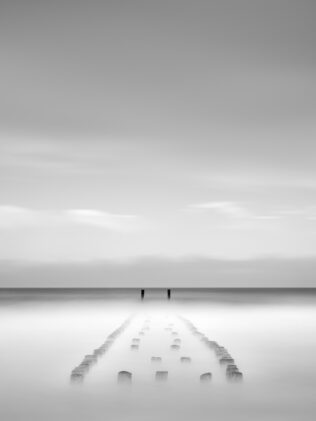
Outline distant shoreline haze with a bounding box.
[0,258,316,288]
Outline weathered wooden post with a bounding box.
[200,372,212,383]
[155,371,168,382]
[118,371,132,384]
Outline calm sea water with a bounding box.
[0,289,315,421]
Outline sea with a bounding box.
[0,288,315,421]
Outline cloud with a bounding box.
[187,201,282,223]
[65,209,141,232]
[0,206,40,228]
[0,206,144,232]
[188,201,252,219]
[278,206,316,220]
[0,136,123,176]
[187,200,316,223]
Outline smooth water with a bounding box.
[0,289,315,421]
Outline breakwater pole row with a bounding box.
[70,316,132,383]
[118,318,214,384]
[71,315,243,385]
[180,317,243,382]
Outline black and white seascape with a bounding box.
[1,289,316,421]
[1,1,316,420]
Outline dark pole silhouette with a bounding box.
[167,289,171,300]
[141,289,145,300]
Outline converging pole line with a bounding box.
[70,313,243,385]
[70,316,133,383]
[180,316,243,381]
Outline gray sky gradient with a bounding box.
[0,1,316,279]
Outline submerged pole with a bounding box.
[167,289,171,300]
[141,289,145,300]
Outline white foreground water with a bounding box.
[0,289,316,421]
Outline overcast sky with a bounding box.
[0,0,316,263]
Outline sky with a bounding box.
[0,0,316,267]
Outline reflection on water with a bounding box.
[0,289,316,421]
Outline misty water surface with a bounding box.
[0,289,315,421]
